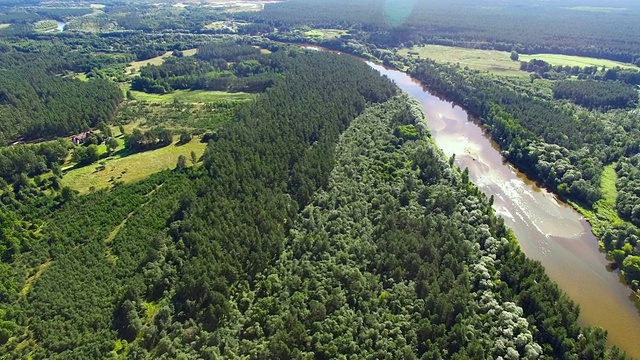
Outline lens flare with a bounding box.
[383,0,417,27]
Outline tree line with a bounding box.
[553,80,638,110]
[0,48,397,359]
[520,60,640,85]
[247,0,640,65]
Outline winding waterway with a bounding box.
[363,62,640,356]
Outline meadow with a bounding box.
[400,45,639,76]
[203,20,249,31]
[128,89,253,103]
[519,53,638,69]
[303,28,348,39]
[61,136,206,194]
[126,48,197,74]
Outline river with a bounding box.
[362,62,640,356]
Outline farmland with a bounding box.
[400,44,639,76]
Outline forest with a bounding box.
[131,42,280,94]
[0,0,638,358]
[248,0,640,64]
[0,46,625,359]
[552,80,638,110]
[0,57,123,144]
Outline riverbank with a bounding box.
[363,60,640,358]
[295,42,640,355]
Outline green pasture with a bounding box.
[128,89,253,103]
[400,45,639,76]
[62,136,206,194]
[126,48,197,74]
[303,28,348,40]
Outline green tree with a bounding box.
[71,145,100,166]
[176,155,187,170]
[510,50,519,61]
[179,131,192,145]
[106,137,119,155]
[61,186,76,202]
[622,256,640,282]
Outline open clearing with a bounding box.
[126,51,173,73]
[182,48,198,56]
[126,48,197,74]
[400,45,639,76]
[570,163,625,240]
[75,72,88,81]
[591,163,624,224]
[519,53,638,70]
[201,0,277,12]
[62,137,206,194]
[303,28,348,40]
[129,89,253,103]
[399,45,524,76]
[203,20,247,32]
[0,24,10,29]
[204,20,227,30]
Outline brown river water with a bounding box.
[364,62,640,356]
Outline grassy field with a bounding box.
[202,0,265,12]
[62,137,206,194]
[0,24,10,29]
[399,45,525,76]
[203,20,248,31]
[129,89,253,103]
[75,72,88,81]
[400,45,639,76]
[519,53,638,70]
[224,3,264,12]
[303,28,348,40]
[34,20,58,32]
[109,120,142,138]
[126,48,197,74]
[570,164,625,242]
[204,21,226,30]
[590,164,624,224]
[126,51,173,73]
[182,48,198,56]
